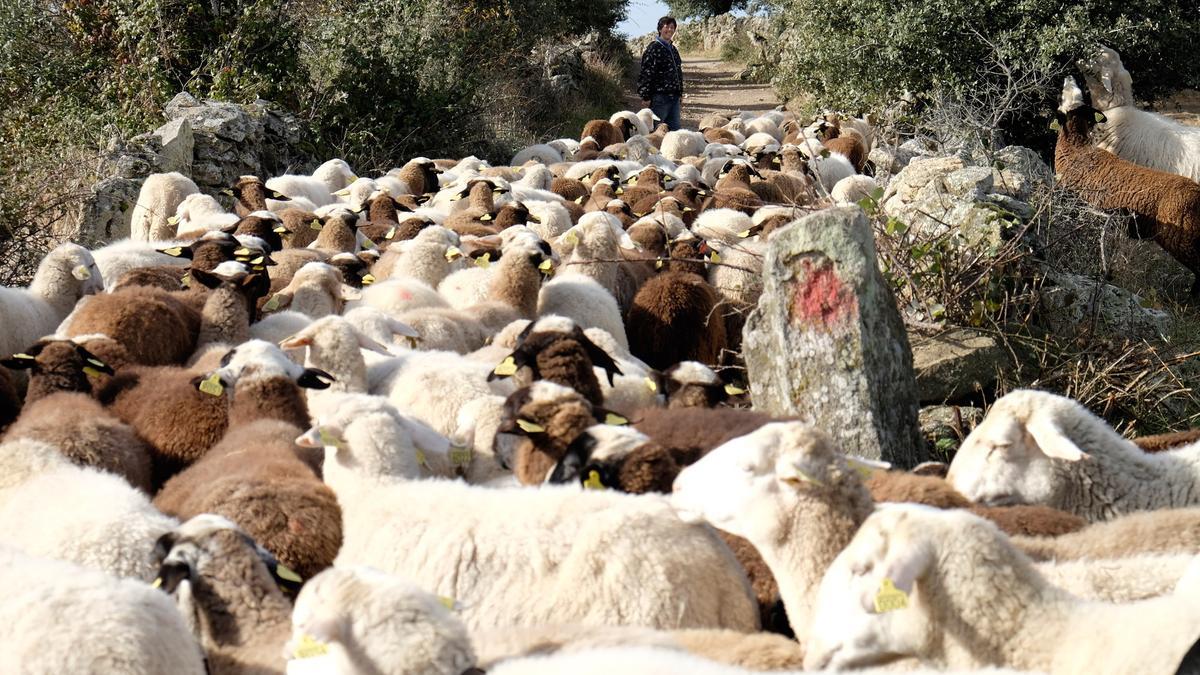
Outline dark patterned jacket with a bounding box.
[637,38,683,100]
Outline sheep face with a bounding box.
[946,391,1087,509]
[1077,45,1133,110]
[671,422,844,543]
[211,339,334,391]
[804,505,942,671]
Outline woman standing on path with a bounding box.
[638,16,684,131]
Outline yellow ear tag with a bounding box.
[86,357,108,369]
[294,634,329,659]
[574,196,584,204]
[584,470,606,490]
[493,356,518,376]
[538,259,553,273]
[564,231,578,246]
[275,564,302,583]
[319,427,343,448]
[161,246,184,257]
[415,448,429,468]
[438,596,458,611]
[773,156,782,164]
[516,419,545,433]
[385,226,397,240]
[708,251,721,264]
[449,444,472,467]
[151,577,163,589]
[10,353,34,360]
[628,177,639,185]
[615,187,624,194]
[362,238,377,249]
[724,384,747,396]
[1049,119,1061,131]
[737,229,752,238]
[250,256,264,265]
[644,377,657,392]
[199,374,224,397]
[604,412,628,426]
[445,246,463,262]
[310,219,322,231]
[263,296,281,312]
[480,213,492,221]
[361,274,376,285]
[874,578,909,613]
[782,467,825,487]
[82,366,103,378]
[474,253,491,269]
[71,264,92,280]
[167,215,180,225]
[273,225,289,234]
[655,258,664,270]
[234,247,250,256]
[1094,112,1106,123]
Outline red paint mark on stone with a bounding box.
[790,257,858,328]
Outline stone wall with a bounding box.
[64,93,307,246]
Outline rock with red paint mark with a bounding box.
[742,206,927,467]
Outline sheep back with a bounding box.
[626,271,727,370]
[65,287,199,366]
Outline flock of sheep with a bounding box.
[3,44,1200,674]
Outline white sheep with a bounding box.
[1078,45,1200,181]
[130,172,200,241]
[537,275,629,352]
[1,242,102,358]
[173,193,239,237]
[286,566,478,675]
[691,208,755,244]
[351,277,450,317]
[511,143,565,166]
[831,174,879,205]
[947,388,1200,521]
[295,417,761,633]
[266,158,357,208]
[0,437,177,580]
[0,545,207,674]
[661,129,709,161]
[87,238,190,292]
[803,504,1200,672]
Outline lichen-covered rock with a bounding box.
[742,206,927,466]
[910,328,1007,404]
[1038,270,1172,340]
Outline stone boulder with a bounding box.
[1038,270,1172,340]
[919,405,984,459]
[910,328,1008,404]
[742,206,927,466]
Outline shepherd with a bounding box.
[638,16,684,131]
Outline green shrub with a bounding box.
[770,0,1200,117]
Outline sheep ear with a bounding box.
[154,558,192,595]
[297,368,336,389]
[189,268,224,290]
[1101,72,1113,95]
[549,434,593,484]
[74,345,114,375]
[1025,416,1087,462]
[877,532,933,599]
[578,334,623,385]
[0,353,37,370]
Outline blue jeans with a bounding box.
[650,93,682,131]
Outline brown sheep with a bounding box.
[223,175,291,216]
[392,157,441,196]
[580,119,624,149]
[1134,428,1200,452]
[550,176,590,203]
[1055,76,1200,295]
[445,180,504,238]
[277,208,323,248]
[704,127,739,144]
[0,338,112,404]
[487,316,623,406]
[154,419,342,580]
[707,161,765,214]
[820,125,868,172]
[626,271,727,370]
[496,381,600,485]
[619,166,668,206]
[4,392,154,492]
[865,470,1087,537]
[63,286,200,367]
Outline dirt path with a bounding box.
[626,52,782,130]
